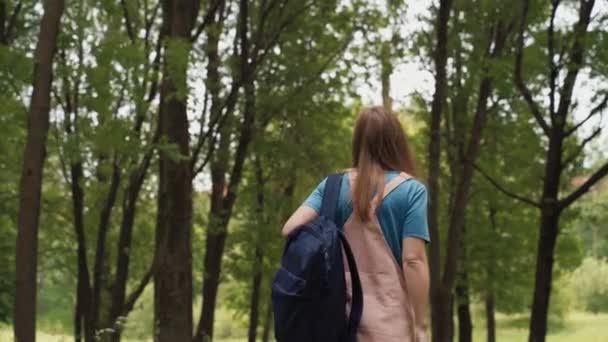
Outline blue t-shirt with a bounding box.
[303,171,429,263]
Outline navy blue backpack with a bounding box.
[271,173,363,342]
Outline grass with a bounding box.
[1,312,607,341]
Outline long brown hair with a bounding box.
[351,106,418,221]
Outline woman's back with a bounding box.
[303,170,429,263]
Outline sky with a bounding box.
[358,1,608,155]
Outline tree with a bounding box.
[193,1,365,339]
[154,0,199,340]
[14,0,65,340]
[510,1,608,340]
[426,1,452,341]
[50,2,162,339]
[421,1,518,340]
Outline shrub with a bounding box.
[569,257,608,313]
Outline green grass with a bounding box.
[1,312,607,341]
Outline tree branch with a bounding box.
[514,0,551,136]
[191,0,225,42]
[554,0,594,121]
[563,126,602,167]
[564,93,608,137]
[122,265,154,315]
[120,0,135,43]
[560,161,608,209]
[5,1,22,44]
[473,163,541,207]
[547,0,561,117]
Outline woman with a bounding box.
[282,106,430,342]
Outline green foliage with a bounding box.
[568,189,608,258]
[568,258,608,313]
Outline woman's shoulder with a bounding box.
[392,177,427,202]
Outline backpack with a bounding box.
[271,173,363,342]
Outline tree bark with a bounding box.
[485,293,496,342]
[13,0,64,340]
[261,298,273,342]
[71,163,96,342]
[486,206,497,342]
[380,41,392,111]
[456,224,472,342]
[248,158,265,342]
[456,285,472,342]
[427,1,452,341]
[154,0,198,340]
[108,150,155,342]
[524,1,596,340]
[193,4,226,340]
[92,163,121,330]
[248,246,263,342]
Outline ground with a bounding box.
[1,312,607,341]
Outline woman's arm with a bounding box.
[402,237,430,340]
[281,206,319,236]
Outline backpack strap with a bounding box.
[382,172,412,199]
[340,232,363,341]
[320,173,363,340]
[320,173,344,218]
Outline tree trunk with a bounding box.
[486,206,497,342]
[108,156,153,342]
[197,1,254,339]
[427,2,452,341]
[436,18,512,340]
[248,158,265,342]
[71,163,96,342]
[528,208,560,342]
[154,0,197,340]
[74,296,82,342]
[485,293,496,342]
[456,224,472,342]
[92,164,121,331]
[456,284,472,342]
[14,1,64,340]
[380,41,392,111]
[248,247,263,342]
[261,298,273,342]
[524,2,596,341]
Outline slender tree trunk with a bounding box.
[485,293,496,342]
[437,18,512,340]
[261,298,273,342]
[427,2,452,341]
[71,163,96,342]
[248,158,265,342]
[527,113,564,341]
[198,1,254,339]
[528,207,561,342]
[74,296,82,342]
[13,2,64,341]
[380,41,392,111]
[154,0,197,340]
[193,5,225,340]
[486,206,497,342]
[456,284,472,342]
[108,157,153,342]
[92,164,121,331]
[456,225,472,342]
[248,247,263,342]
